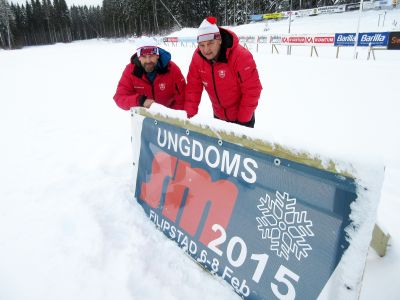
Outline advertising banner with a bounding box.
[262,13,285,20]
[178,37,197,43]
[163,37,197,44]
[358,32,389,47]
[239,36,257,43]
[296,8,318,17]
[250,14,264,22]
[362,1,375,10]
[257,36,270,44]
[374,0,392,8]
[334,32,389,47]
[334,33,356,46]
[131,114,365,300]
[345,3,360,11]
[268,35,284,44]
[163,37,178,43]
[313,35,335,45]
[388,31,400,50]
[317,5,346,14]
[267,34,335,46]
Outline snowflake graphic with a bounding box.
[256,191,314,261]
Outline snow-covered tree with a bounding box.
[0,0,14,49]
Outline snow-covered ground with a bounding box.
[0,8,399,300]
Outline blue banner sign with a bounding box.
[335,32,389,47]
[134,117,358,300]
[358,32,389,47]
[334,33,356,46]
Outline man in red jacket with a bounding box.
[114,36,186,110]
[185,17,262,128]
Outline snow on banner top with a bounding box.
[134,107,356,178]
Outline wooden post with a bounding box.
[370,224,390,257]
[367,45,376,61]
[256,37,259,53]
[272,44,279,54]
[310,46,319,57]
[367,44,371,60]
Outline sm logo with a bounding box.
[139,151,238,246]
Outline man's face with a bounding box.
[139,54,159,72]
[198,39,222,61]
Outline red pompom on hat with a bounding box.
[197,16,221,43]
[206,16,217,24]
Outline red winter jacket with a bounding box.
[185,28,262,123]
[113,49,186,110]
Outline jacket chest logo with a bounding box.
[218,70,226,79]
[159,83,166,91]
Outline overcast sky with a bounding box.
[10,0,103,7]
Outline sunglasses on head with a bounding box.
[137,46,159,57]
[197,33,221,43]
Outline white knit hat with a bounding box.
[197,16,221,43]
[135,36,159,57]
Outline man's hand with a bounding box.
[143,99,155,108]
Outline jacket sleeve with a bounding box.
[113,65,142,110]
[170,62,186,110]
[184,52,204,118]
[235,50,263,123]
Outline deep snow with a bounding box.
[0,8,399,300]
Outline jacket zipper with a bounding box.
[149,75,155,99]
[142,74,155,100]
[237,72,243,83]
[211,63,229,121]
